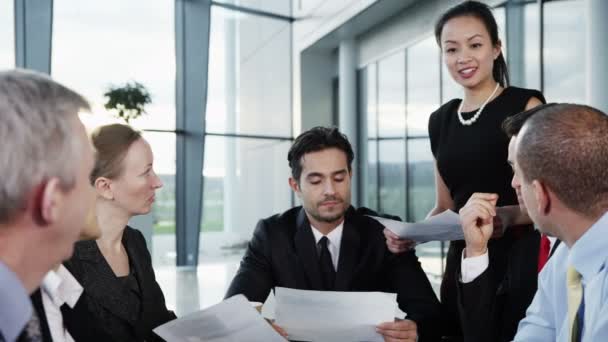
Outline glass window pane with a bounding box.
[378,52,405,138]
[543,0,586,102]
[52,0,175,130]
[0,0,14,69]
[200,136,292,262]
[366,63,378,139]
[213,0,291,17]
[493,6,507,58]
[417,241,444,283]
[407,139,435,222]
[407,37,440,137]
[142,132,177,268]
[379,139,406,219]
[366,140,379,211]
[206,7,292,137]
[523,3,540,90]
[407,138,440,279]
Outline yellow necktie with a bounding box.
[567,266,583,342]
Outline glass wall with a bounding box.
[377,51,406,219]
[52,0,177,267]
[362,40,444,279]
[0,1,14,69]
[200,4,293,263]
[213,0,291,16]
[543,0,586,102]
[523,2,541,90]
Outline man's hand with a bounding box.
[383,229,416,254]
[376,319,417,342]
[459,193,499,258]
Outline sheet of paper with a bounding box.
[153,294,285,342]
[370,210,463,243]
[274,287,399,342]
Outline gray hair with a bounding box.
[0,69,90,222]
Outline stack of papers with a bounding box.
[275,287,402,342]
[153,295,285,342]
[370,210,463,243]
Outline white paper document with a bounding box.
[274,287,401,342]
[370,210,463,243]
[153,295,285,342]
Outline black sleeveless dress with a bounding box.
[428,86,545,340]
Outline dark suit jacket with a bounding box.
[22,289,111,342]
[456,228,561,342]
[225,206,441,341]
[65,226,176,342]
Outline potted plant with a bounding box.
[103,81,152,124]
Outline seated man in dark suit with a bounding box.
[225,127,441,342]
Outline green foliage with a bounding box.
[103,82,152,123]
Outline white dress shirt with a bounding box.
[40,265,84,342]
[310,222,344,270]
[460,236,558,283]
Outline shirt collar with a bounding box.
[41,265,83,309]
[0,261,32,342]
[310,221,344,250]
[568,211,608,280]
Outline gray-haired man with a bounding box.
[0,69,95,342]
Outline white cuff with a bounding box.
[460,249,489,283]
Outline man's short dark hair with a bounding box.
[516,103,608,218]
[502,103,557,138]
[288,126,354,182]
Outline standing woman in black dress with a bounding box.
[384,1,544,341]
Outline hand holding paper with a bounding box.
[371,209,464,243]
[274,287,404,342]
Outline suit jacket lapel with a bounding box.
[77,240,139,326]
[334,208,360,291]
[294,208,324,290]
[122,229,145,298]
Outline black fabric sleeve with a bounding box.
[387,249,442,342]
[131,229,176,342]
[457,266,501,342]
[224,219,274,303]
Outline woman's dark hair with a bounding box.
[502,103,556,138]
[434,1,509,87]
[287,126,354,182]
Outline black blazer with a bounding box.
[65,226,176,342]
[225,206,441,341]
[456,228,561,342]
[22,289,111,342]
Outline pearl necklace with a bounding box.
[457,83,501,126]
